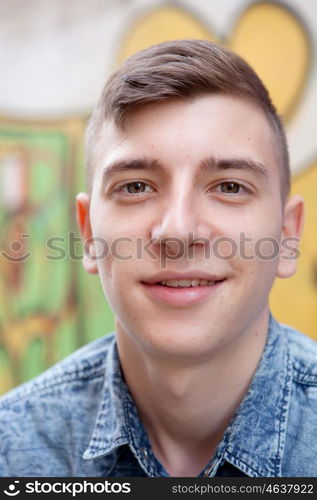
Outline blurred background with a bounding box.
[1,0,317,394]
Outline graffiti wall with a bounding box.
[0,120,114,392]
[1,0,316,393]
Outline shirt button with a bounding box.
[140,447,148,460]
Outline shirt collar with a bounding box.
[215,314,292,477]
[83,337,130,460]
[83,315,292,477]
[83,337,161,475]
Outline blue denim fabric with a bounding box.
[1,315,317,477]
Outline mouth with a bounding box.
[156,278,223,288]
[141,277,226,306]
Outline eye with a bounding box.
[121,181,153,194]
[219,181,242,194]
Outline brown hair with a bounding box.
[85,39,290,199]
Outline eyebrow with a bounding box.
[101,155,269,185]
[101,158,163,185]
[200,156,269,179]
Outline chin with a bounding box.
[135,325,221,360]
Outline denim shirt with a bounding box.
[1,315,317,477]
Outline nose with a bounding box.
[150,190,212,257]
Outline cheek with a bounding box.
[235,241,281,303]
[93,205,152,243]
[230,209,283,256]
[96,244,139,301]
[225,214,282,288]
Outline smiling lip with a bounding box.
[141,273,226,306]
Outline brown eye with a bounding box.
[220,182,241,194]
[126,182,147,193]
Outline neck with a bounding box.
[116,309,269,476]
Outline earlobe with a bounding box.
[76,192,99,275]
[277,194,305,279]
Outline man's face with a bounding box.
[78,95,302,360]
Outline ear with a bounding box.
[277,194,305,279]
[76,192,99,275]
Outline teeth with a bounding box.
[165,280,179,287]
[178,279,192,287]
[160,279,217,288]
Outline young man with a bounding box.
[0,39,316,477]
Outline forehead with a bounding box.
[96,95,280,179]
